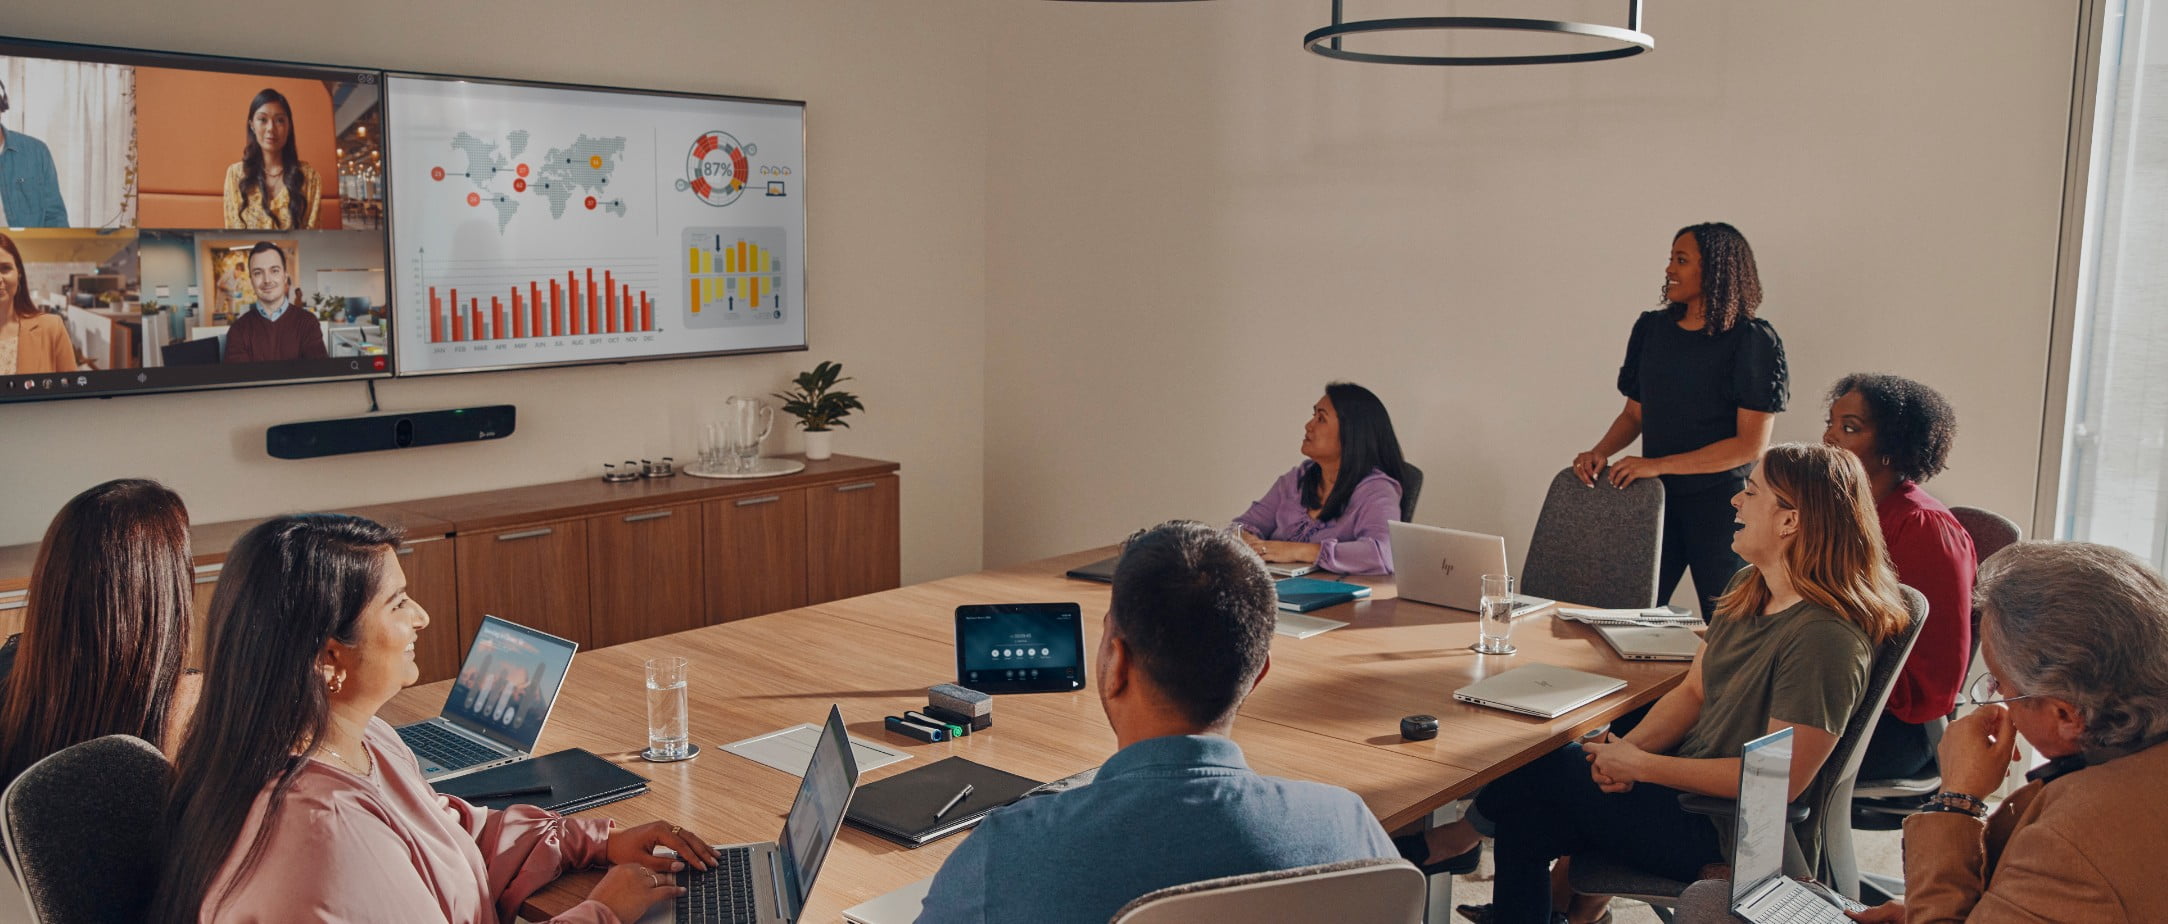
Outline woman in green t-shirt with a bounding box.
[1458,443,1910,924]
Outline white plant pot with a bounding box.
[803,429,834,461]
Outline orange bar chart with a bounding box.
[426,270,657,345]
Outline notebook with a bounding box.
[1067,554,1314,583]
[843,757,1043,847]
[432,747,649,814]
[1273,577,1371,613]
[1452,663,1627,718]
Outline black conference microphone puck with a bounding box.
[1400,714,1439,741]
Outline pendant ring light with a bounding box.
[1304,0,1652,66]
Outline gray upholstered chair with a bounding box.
[1108,857,1426,924]
[1671,879,1744,923]
[1568,585,1931,917]
[1948,506,2022,565]
[1399,463,1425,522]
[0,735,171,924]
[1520,467,1666,609]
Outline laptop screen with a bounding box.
[1732,727,1795,905]
[780,706,860,907]
[440,616,578,752]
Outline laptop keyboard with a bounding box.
[1747,881,1849,924]
[676,847,760,923]
[396,723,502,771]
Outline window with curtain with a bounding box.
[2059,0,2168,565]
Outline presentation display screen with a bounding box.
[384,74,807,376]
[0,38,391,404]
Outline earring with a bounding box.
[1880,455,1892,466]
[326,672,345,695]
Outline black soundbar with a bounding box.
[266,405,516,459]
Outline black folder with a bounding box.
[843,757,1042,847]
[432,748,650,815]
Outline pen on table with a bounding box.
[933,784,974,820]
[465,784,553,801]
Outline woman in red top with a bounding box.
[1823,373,1976,779]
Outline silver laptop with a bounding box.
[642,706,861,924]
[1388,522,1553,615]
[1452,663,1625,719]
[1593,624,1702,662]
[1730,729,1858,923]
[397,615,577,782]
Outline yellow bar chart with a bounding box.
[683,227,788,328]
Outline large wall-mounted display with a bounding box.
[385,75,807,376]
[0,38,390,403]
[0,37,809,405]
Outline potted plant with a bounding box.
[772,360,864,461]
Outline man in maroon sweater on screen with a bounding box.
[223,240,327,363]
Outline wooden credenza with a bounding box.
[0,455,901,683]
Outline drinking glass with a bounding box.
[1473,574,1519,655]
[644,656,693,761]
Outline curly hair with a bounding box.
[1826,373,1958,484]
[1662,222,1763,335]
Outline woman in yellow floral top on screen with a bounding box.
[222,88,320,230]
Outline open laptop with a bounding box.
[397,615,577,782]
[643,705,862,924]
[1388,522,1553,615]
[1729,728,1859,923]
[1452,663,1625,719]
[1592,624,1702,662]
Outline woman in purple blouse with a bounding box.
[1233,382,1408,575]
[152,514,720,924]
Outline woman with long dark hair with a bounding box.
[0,230,77,374]
[151,514,715,923]
[221,88,320,229]
[1458,444,1906,924]
[1233,382,1408,575]
[0,478,196,785]
[1822,373,1975,782]
[1571,222,1787,619]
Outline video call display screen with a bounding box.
[0,38,391,403]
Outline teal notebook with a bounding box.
[1273,577,1372,613]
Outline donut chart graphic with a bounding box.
[680,131,754,207]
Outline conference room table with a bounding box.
[382,548,1691,921]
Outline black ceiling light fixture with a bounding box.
[1304,0,1653,66]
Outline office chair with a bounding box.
[0,736,172,924]
[1399,463,1424,522]
[1850,505,2019,902]
[1568,585,1931,919]
[160,335,222,366]
[1109,857,1426,924]
[1520,467,1665,609]
[1669,879,1741,924]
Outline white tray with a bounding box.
[683,457,807,479]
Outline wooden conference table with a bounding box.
[382,548,1690,921]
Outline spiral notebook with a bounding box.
[842,757,1042,847]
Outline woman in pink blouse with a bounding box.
[1233,382,1408,575]
[151,514,719,924]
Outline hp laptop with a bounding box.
[397,615,577,782]
[1593,624,1702,662]
[1452,663,1625,719]
[642,706,862,924]
[1729,728,1859,923]
[1388,522,1553,615]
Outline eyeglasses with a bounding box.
[1959,672,2034,708]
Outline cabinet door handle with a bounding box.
[623,510,674,523]
[836,481,879,493]
[498,528,555,541]
[0,590,25,613]
[735,495,782,507]
[193,563,224,586]
[396,547,416,557]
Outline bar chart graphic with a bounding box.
[683,227,787,328]
[424,268,655,344]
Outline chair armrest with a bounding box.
[1678,793,1808,823]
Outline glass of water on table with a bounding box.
[1472,574,1519,655]
[643,656,699,761]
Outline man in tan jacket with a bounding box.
[1848,541,2168,923]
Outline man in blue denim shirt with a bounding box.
[915,521,1398,924]
[0,80,71,228]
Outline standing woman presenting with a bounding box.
[1573,222,1787,619]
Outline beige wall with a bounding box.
[1,1,988,584]
[980,2,2078,579]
